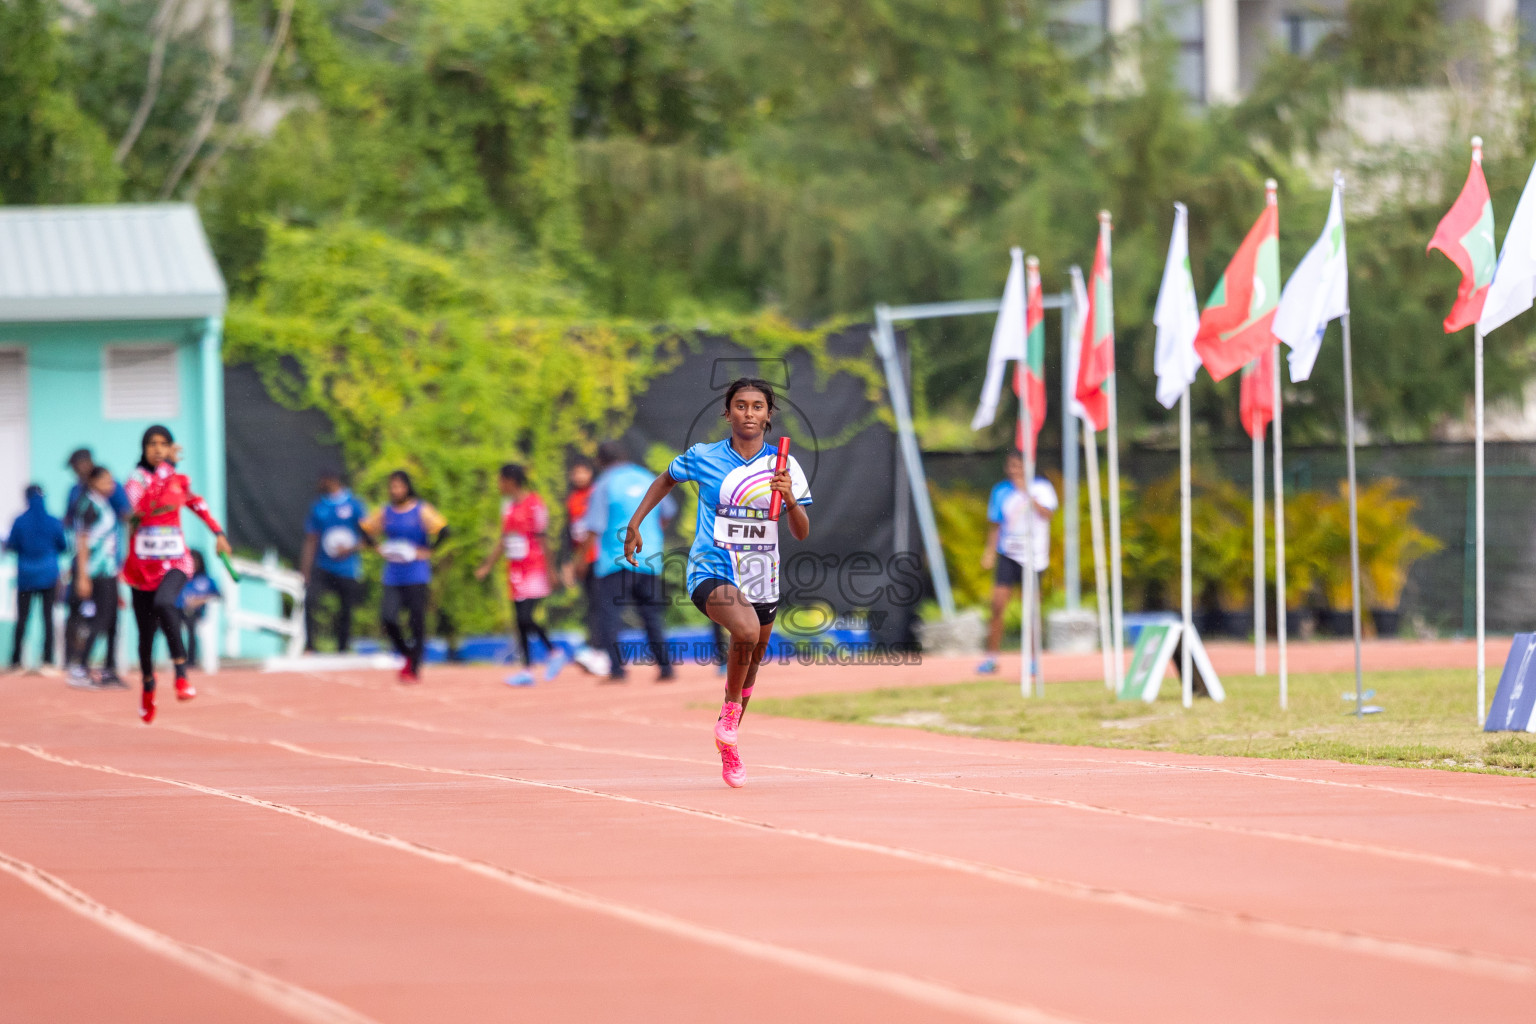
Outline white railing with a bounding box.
[221,553,306,661]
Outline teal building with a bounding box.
[0,204,227,666]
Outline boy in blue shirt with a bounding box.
[300,469,368,653]
[177,550,221,668]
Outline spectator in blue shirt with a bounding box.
[6,485,67,673]
[300,468,368,653]
[177,550,222,668]
[579,440,677,682]
[62,448,132,529]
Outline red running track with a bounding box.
[2,648,1533,1024]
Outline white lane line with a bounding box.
[281,667,1536,812]
[179,697,1536,883]
[0,849,381,1024]
[612,711,1536,811]
[131,717,1536,984]
[3,741,1080,1024]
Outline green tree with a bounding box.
[0,0,120,203]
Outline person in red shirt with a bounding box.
[123,425,231,723]
[475,464,556,686]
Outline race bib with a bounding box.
[134,526,185,560]
[321,526,357,559]
[503,533,530,560]
[379,539,419,563]
[1001,532,1032,564]
[712,505,778,552]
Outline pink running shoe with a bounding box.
[717,739,746,788]
[714,700,743,747]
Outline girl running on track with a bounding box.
[474,464,557,687]
[361,471,449,684]
[123,425,231,723]
[623,378,811,788]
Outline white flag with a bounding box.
[1479,157,1536,335]
[1274,178,1348,382]
[1067,264,1093,422]
[972,247,1027,430]
[1154,204,1201,409]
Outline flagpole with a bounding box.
[1251,365,1266,677]
[1266,178,1288,710]
[1475,324,1486,725]
[1338,174,1365,717]
[1084,419,1114,690]
[1107,375,1125,687]
[1019,366,1034,699]
[1021,257,1040,699]
[1102,212,1126,690]
[1180,386,1194,709]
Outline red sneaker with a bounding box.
[140,689,156,724]
[175,676,196,701]
[399,666,419,685]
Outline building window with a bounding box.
[1144,0,1206,102]
[103,343,179,420]
[1282,12,1335,57]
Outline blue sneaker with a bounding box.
[543,650,569,681]
[505,670,536,687]
[977,658,998,674]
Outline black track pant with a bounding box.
[11,588,56,667]
[592,569,672,680]
[513,598,551,666]
[132,570,188,688]
[67,577,119,669]
[305,568,363,653]
[381,584,428,673]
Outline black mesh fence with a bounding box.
[927,441,1536,635]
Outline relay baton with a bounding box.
[768,436,792,521]
[219,551,242,583]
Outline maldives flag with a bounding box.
[1239,352,1275,440]
[1075,218,1114,431]
[1015,257,1048,458]
[1192,195,1281,382]
[1428,146,1496,333]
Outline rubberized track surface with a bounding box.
[4,646,1534,1023]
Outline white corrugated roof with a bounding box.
[0,204,226,322]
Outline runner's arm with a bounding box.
[475,518,502,579]
[769,470,810,541]
[623,472,677,566]
[301,533,318,583]
[74,530,90,588]
[185,491,232,557]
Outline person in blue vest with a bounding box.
[5,485,67,674]
[301,468,368,653]
[579,440,677,683]
[360,471,449,684]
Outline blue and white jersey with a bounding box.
[668,438,812,603]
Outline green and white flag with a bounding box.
[1480,157,1536,335]
[1153,203,1201,409]
[1274,178,1348,382]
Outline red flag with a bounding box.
[1239,352,1274,440]
[1193,188,1281,381]
[1014,257,1048,458]
[1075,214,1114,431]
[1427,141,1496,333]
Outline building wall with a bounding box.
[0,317,226,666]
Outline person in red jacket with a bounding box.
[123,425,231,723]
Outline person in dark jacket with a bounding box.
[5,485,67,672]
